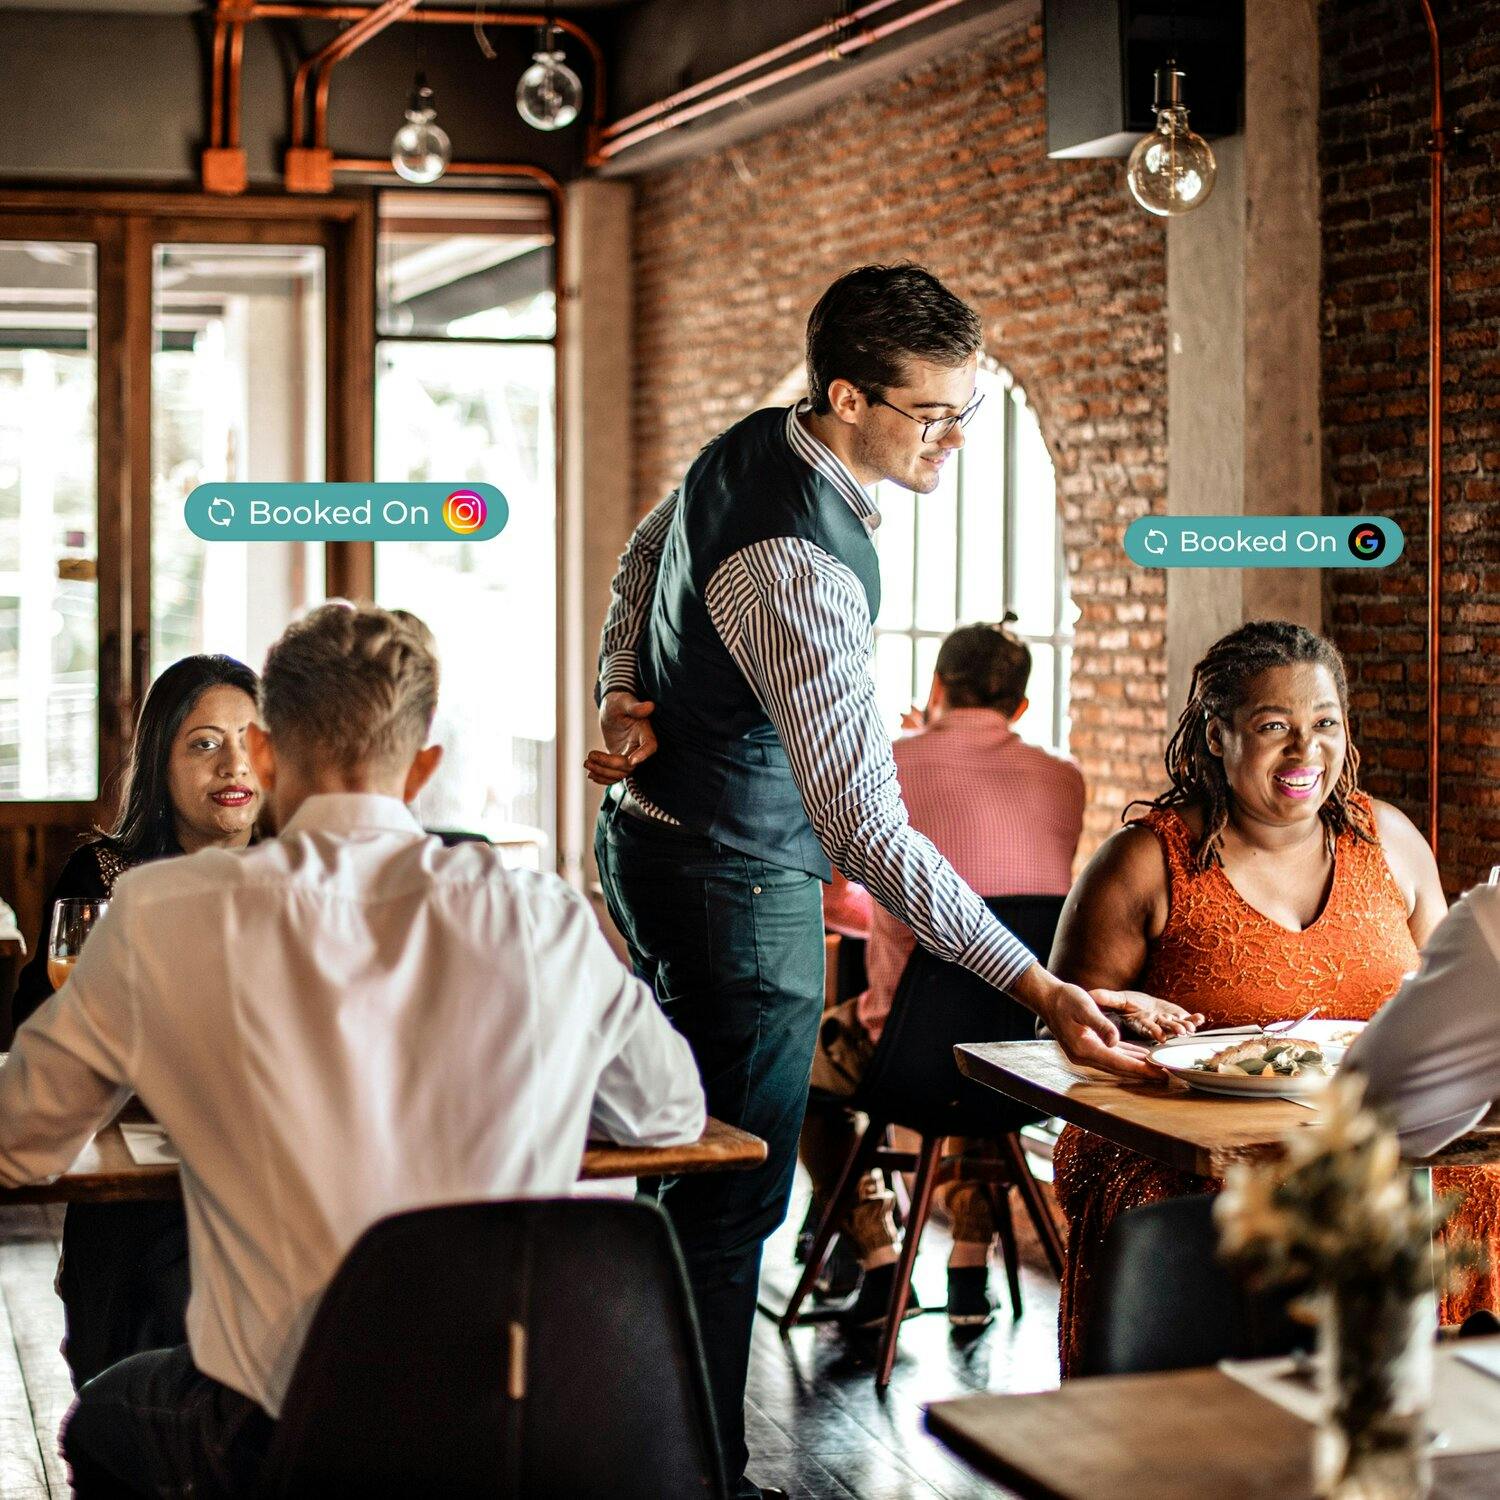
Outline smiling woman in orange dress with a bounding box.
[1047,621,1484,1376]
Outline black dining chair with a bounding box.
[781,894,1069,1388]
[1078,1193,1311,1376]
[261,1198,726,1499]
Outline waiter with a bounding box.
[588,264,1155,1500]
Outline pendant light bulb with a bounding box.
[517,23,583,132]
[391,71,452,184]
[1126,61,1217,217]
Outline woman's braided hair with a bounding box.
[1128,620,1375,870]
[259,601,439,772]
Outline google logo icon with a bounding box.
[443,489,487,535]
[1349,523,1386,561]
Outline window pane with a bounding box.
[378,191,555,340]
[873,633,913,737]
[913,635,942,709]
[1059,644,1073,752]
[913,457,959,632]
[873,482,914,630]
[959,376,1006,622]
[1017,642,1056,752]
[1009,393,1058,636]
[0,242,97,801]
[151,244,326,680]
[374,341,556,858]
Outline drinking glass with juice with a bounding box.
[48,897,109,991]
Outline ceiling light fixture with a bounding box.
[1126,59,1217,217]
[516,13,583,132]
[391,70,452,184]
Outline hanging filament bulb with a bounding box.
[392,71,452,184]
[516,22,583,131]
[1126,60,1217,217]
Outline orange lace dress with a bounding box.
[1052,797,1500,1375]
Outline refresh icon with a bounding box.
[207,497,235,527]
[1142,528,1167,556]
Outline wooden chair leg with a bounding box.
[992,1184,1023,1320]
[876,1133,942,1390]
[778,1118,886,1333]
[1000,1132,1065,1279]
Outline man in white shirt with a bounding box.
[1347,884,1500,1155]
[0,602,706,1498]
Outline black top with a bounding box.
[11,839,137,1034]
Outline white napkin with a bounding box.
[0,899,25,951]
[119,1124,179,1167]
[1220,1342,1500,1457]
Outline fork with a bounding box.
[1265,1005,1322,1037]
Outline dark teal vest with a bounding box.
[632,407,881,878]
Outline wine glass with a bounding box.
[48,896,109,991]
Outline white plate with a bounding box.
[1150,1021,1363,1100]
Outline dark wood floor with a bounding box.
[746,1174,1054,1500]
[0,1176,1058,1499]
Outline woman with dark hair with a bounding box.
[1045,620,1482,1374]
[10,652,261,1388]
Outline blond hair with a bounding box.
[260,602,439,772]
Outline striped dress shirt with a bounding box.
[597,404,1037,994]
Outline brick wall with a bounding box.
[1321,0,1500,891]
[631,17,1168,857]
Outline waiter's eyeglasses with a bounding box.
[867,391,985,443]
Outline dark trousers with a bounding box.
[62,1344,273,1499]
[60,1201,190,1390]
[595,796,823,1496]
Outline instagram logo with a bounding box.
[1349,522,1386,561]
[443,489,487,535]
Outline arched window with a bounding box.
[870,366,1077,751]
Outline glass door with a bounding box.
[149,239,327,681]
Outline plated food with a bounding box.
[1149,1019,1364,1099]
[1193,1036,1330,1079]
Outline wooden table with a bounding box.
[955,1041,1500,1175]
[926,1346,1500,1499]
[0,1108,767,1205]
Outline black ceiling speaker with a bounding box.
[1043,0,1243,159]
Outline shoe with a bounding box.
[946,1265,995,1329]
[813,1233,863,1302]
[836,1262,921,1332]
[793,1198,821,1264]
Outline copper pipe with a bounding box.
[226,22,246,149]
[596,0,970,161]
[263,4,604,142]
[312,0,425,150]
[602,0,909,140]
[210,16,227,149]
[1418,0,1448,861]
[291,0,418,150]
[331,156,562,195]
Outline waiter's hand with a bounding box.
[1009,964,1166,1080]
[585,691,659,787]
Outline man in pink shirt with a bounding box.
[800,619,1085,1330]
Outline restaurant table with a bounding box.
[0,1101,768,1205]
[926,1341,1500,1499]
[954,1041,1500,1174]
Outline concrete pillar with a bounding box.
[557,179,634,893]
[1164,0,1322,713]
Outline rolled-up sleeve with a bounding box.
[706,538,1036,996]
